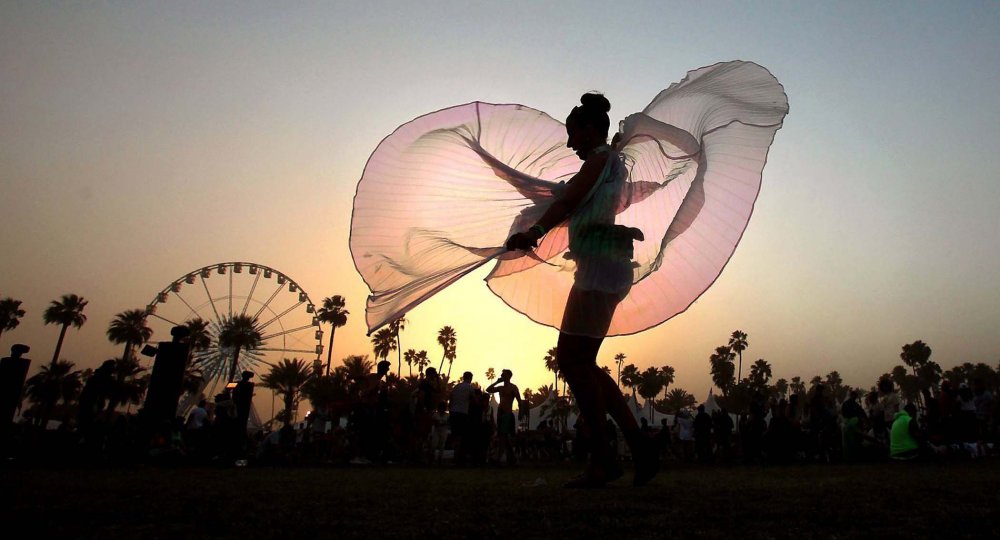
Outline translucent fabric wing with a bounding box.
[351,103,579,332]
[351,61,788,336]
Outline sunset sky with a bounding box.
[2,2,999,403]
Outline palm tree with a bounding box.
[317,295,349,375]
[709,346,736,396]
[915,361,943,394]
[890,365,921,403]
[543,347,559,393]
[823,370,850,404]
[301,369,350,416]
[637,367,666,421]
[106,356,148,415]
[180,318,212,402]
[620,364,640,399]
[184,317,214,352]
[660,365,676,392]
[773,378,789,399]
[371,328,396,369]
[899,341,941,404]
[260,358,313,426]
[532,384,557,404]
[25,359,80,427]
[218,314,263,382]
[728,330,748,382]
[404,349,417,377]
[790,376,806,396]
[446,346,459,379]
[749,358,773,391]
[900,340,932,376]
[659,388,696,413]
[436,326,457,372]
[415,350,430,374]
[485,367,496,382]
[341,354,375,396]
[614,353,626,388]
[43,294,88,367]
[388,316,407,377]
[106,309,153,363]
[0,297,26,344]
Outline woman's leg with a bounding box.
[556,332,615,470]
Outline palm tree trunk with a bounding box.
[396,336,402,376]
[438,353,445,373]
[283,393,294,426]
[229,346,242,382]
[325,327,336,375]
[447,359,454,380]
[737,351,743,383]
[51,323,69,366]
[122,340,133,363]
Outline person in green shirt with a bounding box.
[890,403,922,460]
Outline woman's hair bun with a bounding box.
[579,92,611,113]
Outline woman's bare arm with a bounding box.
[506,153,608,250]
[535,153,608,231]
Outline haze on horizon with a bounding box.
[1,2,999,400]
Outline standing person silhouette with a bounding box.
[486,369,526,466]
[506,93,656,487]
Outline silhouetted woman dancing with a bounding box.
[505,93,653,486]
[351,61,788,487]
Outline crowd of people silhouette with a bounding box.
[3,336,998,485]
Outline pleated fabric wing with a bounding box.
[351,61,788,336]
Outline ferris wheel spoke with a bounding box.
[152,262,323,401]
[198,355,224,372]
[251,283,284,322]
[260,323,314,341]
[205,378,221,400]
[258,301,305,332]
[174,291,199,321]
[190,350,218,365]
[148,311,182,327]
[238,351,265,374]
[241,271,261,316]
[199,274,223,325]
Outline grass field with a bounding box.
[4,461,1000,539]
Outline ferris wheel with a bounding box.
[145,262,323,407]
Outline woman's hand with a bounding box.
[505,231,539,251]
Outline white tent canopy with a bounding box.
[703,389,721,414]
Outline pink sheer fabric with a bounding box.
[351,61,788,337]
